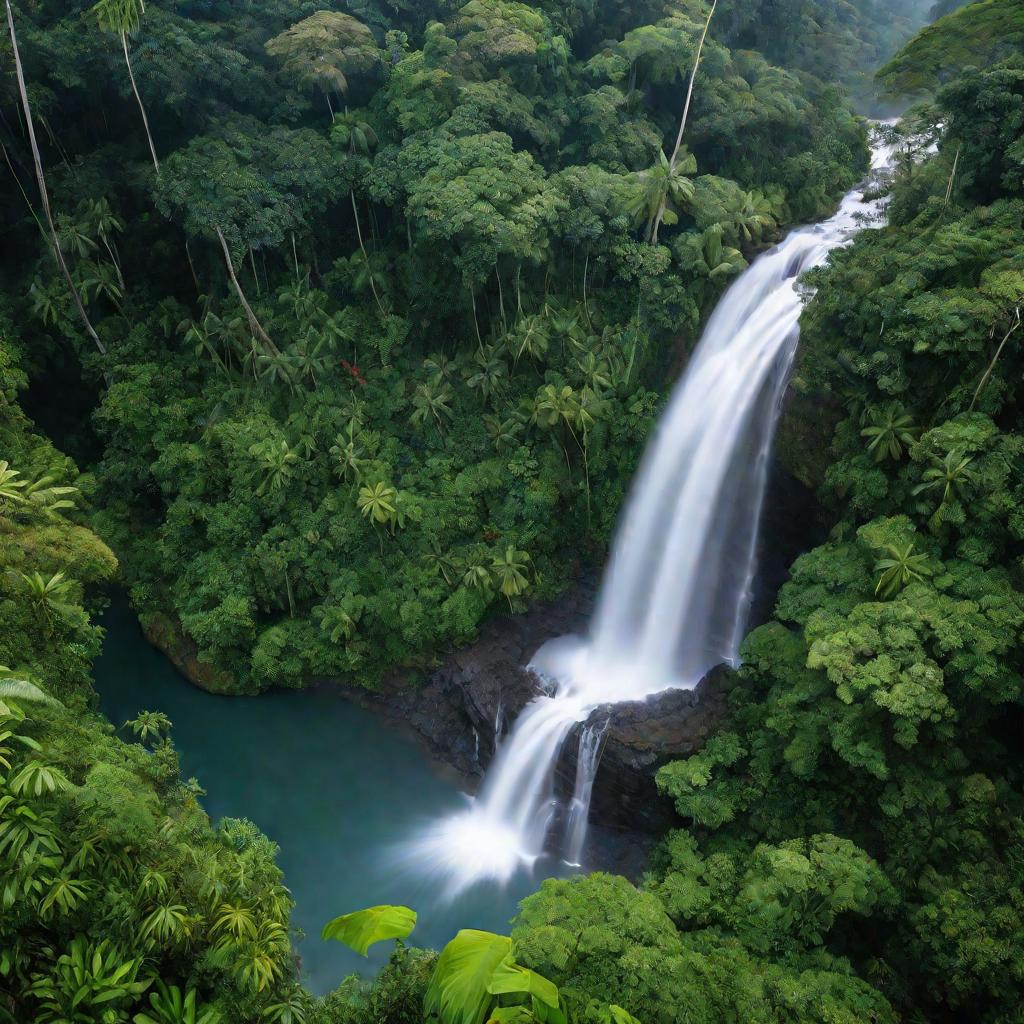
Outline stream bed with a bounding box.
[93,597,584,993]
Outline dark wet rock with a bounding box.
[352,582,598,779]
[556,669,729,834]
[336,582,730,834]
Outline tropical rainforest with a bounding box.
[1,0,1022,1022]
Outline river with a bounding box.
[93,596,583,993]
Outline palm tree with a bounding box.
[423,352,456,385]
[461,563,494,595]
[465,345,507,406]
[256,349,299,392]
[0,670,61,717]
[77,259,124,308]
[483,414,524,453]
[700,225,746,279]
[92,0,159,173]
[875,543,934,598]
[411,381,455,434]
[576,351,613,393]
[913,449,976,531]
[332,111,378,156]
[331,111,385,316]
[650,0,718,243]
[329,426,366,486]
[292,331,329,386]
[861,403,919,463]
[18,571,76,629]
[317,603,361,644]
[729,190,776,242]
[135,983,221,1024]
[80,198,125,289]
[490,546,532,608]
[5,0,105,354]
[510,315,552,366]
[357,482,398,526]
[627,150,697,244]
[0,462,78,515]
[249,440,301,496]
[124,710,172,745]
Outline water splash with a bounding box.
[403,133,897,895]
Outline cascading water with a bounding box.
[407,132,897,896]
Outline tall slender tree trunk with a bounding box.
[121,31,159,173]
[970,309,1022,412]
[670,0,717,167]
[582,251,591,324]
[495,262,507,331]
[6,0,106,355]
[215,225,279,357]
[101,234,126,292]
[184,238,201,295]
[943,146,961,208]
[350,190,385,315]
[651,0,717,245]
[249,246,260,295]
[470,285,483,351]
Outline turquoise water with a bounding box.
[93,597,579,993]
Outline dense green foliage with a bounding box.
[6,2,1022,1024]
[0,338,305,1023]
[1,0,896,694]
[879,0,1024,95]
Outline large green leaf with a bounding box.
[424,930,513,1024]
[321,905,417,957]
[486,961,559,1009]
[0,677,61,717]
[607,1007,642,1024]
[486,1009,536,1024]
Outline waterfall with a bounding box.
[563,720,608,868]
[407,133,896,896]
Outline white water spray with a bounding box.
[407,134,896,895]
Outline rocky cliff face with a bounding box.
[349,583,730,834]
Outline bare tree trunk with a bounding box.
[670,0,717,167]
[101,234,126,292]
[122,31,159,173]
[350,190,385,315]
[6,0,106,355]
[184,238,201,295]
[215,225,279,356]
[943,146,961,208]
[970,309,1022,412]
[470,285,483,351]
[249,246,260,296]
[495,262,507,331]
[583,251,591,324]
[651,0,717,245]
